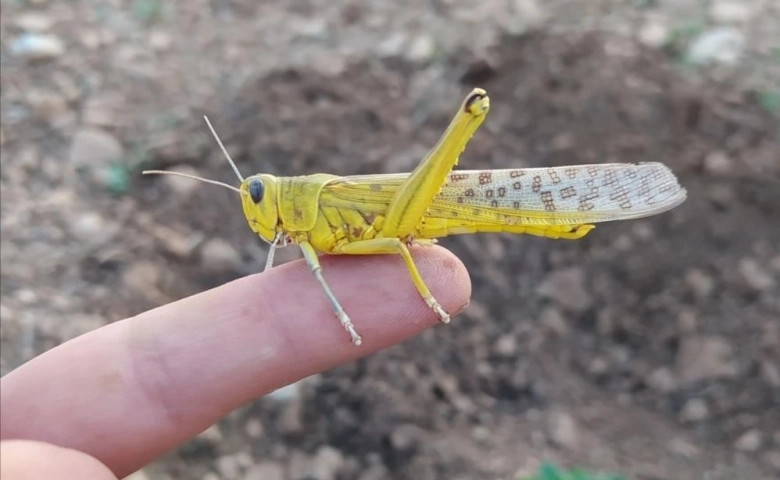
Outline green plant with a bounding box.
[757,90,780,114]
[518,462,626,480]
[132,0,163,24]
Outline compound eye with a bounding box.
[248,178,264,204]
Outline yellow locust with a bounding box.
[144,88,687,346]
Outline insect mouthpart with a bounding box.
[249,178,265,203]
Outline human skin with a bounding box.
[1,247,471,479]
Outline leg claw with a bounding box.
[337,312,362,346]
[425,297,450,324]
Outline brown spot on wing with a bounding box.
[359,211,377,226]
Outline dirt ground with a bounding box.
[2,1,779,479]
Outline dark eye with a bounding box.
[248,178,264,204]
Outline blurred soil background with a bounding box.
[1,1,779,479]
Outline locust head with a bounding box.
[240,174,281,245]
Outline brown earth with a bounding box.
[2,6,779,480]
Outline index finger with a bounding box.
[0,246,470,478]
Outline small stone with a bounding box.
[267,382,300,403]
[638,19,670,48]
[79,30,103,50]
[245,418,264,438]
[25,89,68,121]
[69,129,123,169]
[710,1,754,24]
[677,309,697,333]
[243,462,284,480]
[291,17,327,38]
[199,238,242,272]
[588,357,609,375]
[150,224,197,259]
[686,27,745,66]
[510,0,546,30]
[737,258,776,292]
[632,222,654,242]
[216,454,242,480]
[646,367,677,393]
[547,411,579,450]
[71,212,114,244]
[537,267,593,313]
[124,470,151,480]
[308,51,347,78]
[390,424,421,453]
[703,151,733,176]
[676,335,738,384]
[540,306,568,336]
[471,425,491,443]
[406,34,435,63]
[14,13,54,32]
[10,33,64,60]
[196,424,223,444]
[308,446,345,480]
[123,261,161,293]
[377,32,406,58]
[680,398,710,422]
[82,97,120,127]
[148,30,172,51]
[734,429,763,452]
[612,234,633,251]
[278,399,304,435]
[15,289,37,305]
[685,268,715,299]
[495,334,518,358]
[668,438,699,459]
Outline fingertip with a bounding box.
[419,245,472,310]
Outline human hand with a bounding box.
[1,246,470,479]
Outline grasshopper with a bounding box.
[144,88,686,345]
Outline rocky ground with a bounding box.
[1,1,779,479]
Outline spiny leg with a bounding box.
[298,240,362,346]
[382,88,490,238]
[335,238,450,324]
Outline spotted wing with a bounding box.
[430,162,686,225]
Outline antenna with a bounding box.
[140,170,242,193]
[203,116,244,182]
